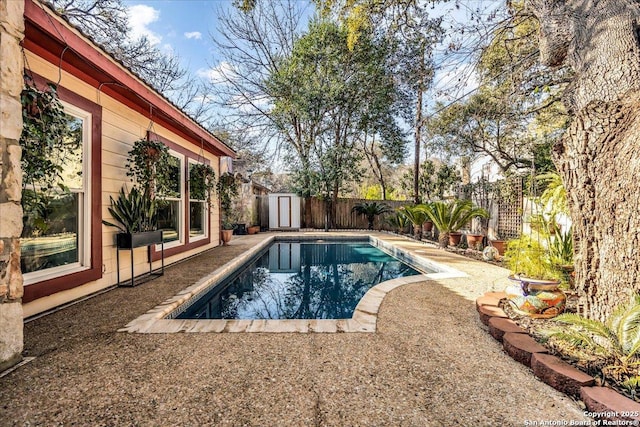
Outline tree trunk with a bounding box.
[414,88,423,205]
[528,0,640,321]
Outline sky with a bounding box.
[122,0,225,79]
[121,0,504,101]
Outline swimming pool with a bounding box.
[175,240,431,320]
[121,233,468,333]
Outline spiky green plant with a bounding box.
[549,224,574,266]
[422,200,489,248]
[542,295,640,386]
[102,186,157,234]
[537,172,568,216]
[351,201,389,230]
[384,210,409,234]
[399,205,430,239]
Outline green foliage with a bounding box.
[401,160,460,202]
[504,235,561,281]
[537,172,569,216]
[189,163,217,205]
[549,225,574,266]
[384,210,409,234]
[20,77,80,191]
[542,296,640,390]
[102,187,157,234]
[422,200,488,248]
[125,138,172,199]
[351,201,389,230]
[217,173,239,229]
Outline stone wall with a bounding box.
[0,0,24,372]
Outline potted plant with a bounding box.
[351,201,390,230]
[424,200,489,248]
[102,187,162,248]
[217,172,239,245]
[503,235,566,318]
[399,205,430,240]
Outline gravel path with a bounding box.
[1,233,590,426]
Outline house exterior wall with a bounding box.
[20,46,222,317]
[0,0,25,371]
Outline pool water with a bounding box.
[176,241,428,320]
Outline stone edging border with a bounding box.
[477,292,640,423]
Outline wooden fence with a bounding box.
[255,196,410,230]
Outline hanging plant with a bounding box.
[20,75,78,189]
[125,138,171,200]
[189,163,216,205]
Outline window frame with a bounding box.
[188,159,210,243]
[147,132,212,262]
[22,74,102,304]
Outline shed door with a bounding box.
[278,196,291,228]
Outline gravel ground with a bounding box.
[0,233,590,426]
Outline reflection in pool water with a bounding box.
[177,241,428,320]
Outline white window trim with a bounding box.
[188,159,209,242]
[157,149,185,250]
[23,101,92,285]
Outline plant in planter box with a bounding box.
[503,235,566,318]
[102,186,162,247]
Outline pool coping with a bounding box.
[119,232,468,334]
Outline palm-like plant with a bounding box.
[399,205,430,239]
[102,186,157,234]
[351,201,389,230]
[542,296,640,388]
[423,200,489,248]
[384,210,410,234]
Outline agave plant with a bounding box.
[542,295,640,389]
[102,186,157,234]
[351,201,390,230]
[424,200,489,248]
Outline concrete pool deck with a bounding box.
[0,231,590,425]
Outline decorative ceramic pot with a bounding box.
[466,233,484,250]
[505,274,566,318]
[221,229,233,245]
[449,232,462,246]
[490,239,506,255]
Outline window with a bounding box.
[21,103,91,283]
[188,162,208,240]
[157,151,183,245]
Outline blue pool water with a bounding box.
[176,240,429,320]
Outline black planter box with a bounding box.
[116,230,163,249]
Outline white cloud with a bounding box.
[197,61,236,84]
[184,31,202,40]
[127,4,162,45]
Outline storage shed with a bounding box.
[268,193,301,230]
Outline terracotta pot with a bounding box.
[247,225,260,235]
[505,274,566,319]
[490,239,506,255]
[466,233,484,250]
[422,221,433,233]
[449,232,462,246]
[221,229,233,245]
